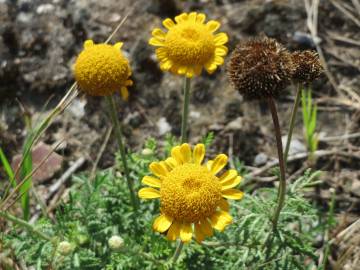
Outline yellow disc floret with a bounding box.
[160,163,222,223]
[149,12,229,78]
[74,40,133,99]
[138,143,244,243]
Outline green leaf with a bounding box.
[0,146,16,188]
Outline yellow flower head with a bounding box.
[149,12,229,78]
[138,143,244,243]
[74,40,133,99]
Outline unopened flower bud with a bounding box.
[142,148,153,156]
[108,235,124,251]
[58,241,73,255]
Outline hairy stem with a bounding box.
[267,98,286,230]
[181,77,191,143]
[284,83,302,164]
[0,210,53,242]
[172,241,184,263]
[106,96,138,211]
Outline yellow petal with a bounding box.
[206,160,213,171]
[215,45,228,56]
[214,55,224,65]
[214,33,228,45]
[222,189,244,200]
[175,13,188,23]
[218,198,229,211]
[194,65,202,76]
[160,60,173,71]
[152,28,166,39]
[142,176,161,188]
[138,187,160,199]
[171,146,183,164]
[200,219,213,237]
[114,42,123,50]
[221,176,242,190]
[167,221,181,241]
[206,20,220,32]
[193,144,205,165]
[194,222,205,243]
[188,12,197,22]
[125,80,133,86]
[210,154,228,175]
[205,62,217,73]
[180,223,193,243]
[219,169,238,183]
[164,157,177,170]
[210,211,233,231]
[180,143,191,163]
[149,37,165,46]
[196,13,206,23]
[162,18,175,29]
[186,67,194,78]
[156,47,168,59]
[153,214,173,233]
[120,87,129,101]
[177,66,187,75]
[84,39,94,48]
[149,162,168,177]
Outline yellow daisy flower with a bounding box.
[74,40,133,99]
[149,12,229,78]
[138,143,244,243]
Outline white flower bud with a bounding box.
[141,148,153,156]
[108,235,124,251]
[58,241,73,255]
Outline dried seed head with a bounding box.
[228,37,293,100]
[291,50,323,83]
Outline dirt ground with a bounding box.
[1,0,360,268]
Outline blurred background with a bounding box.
[0,0,359,268]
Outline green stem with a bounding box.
[172,241,184,263]
[105,96,138,211]
[267,98,286,231]
[0,210,52,242]
[284,83,302,164]
[181,77,191,143]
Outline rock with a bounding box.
[224,100,243,121]
[225,117,244,131]
[254,152,268,166]
[157,117,171,135]
[282,136,306,156]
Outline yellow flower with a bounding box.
[138,143,244,243]
[74,40,133,99]
[149,12,228,78]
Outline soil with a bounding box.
[0,0,359,268]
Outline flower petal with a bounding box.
[180,143,192,163]
[196,13,206,23]
[149,37,165,47]
[193,144,205,165]
[215,45,228,56]
[214,55,224,65]
[200,219,213,237]
[84,39,94,48]
[164,157,177,170]
[221,176,242,190]
[186,67,194,78]
[205,62,217,73]
[138,187,160,199]
[120,87,129,101]
[142,176,161,188]
[160,60,173,71]
[180,223,193,242]
[210,211,233,231]
[162,18,175,29]
[167,221,181,241]
[194,65,202,76]
[222,189,244,200]
[171,146,183,164]
[206,160,213,171]
[194,222,205,243]
[114,42,123,50]
[149,162,168,177]
[175,13,188,23]
[210,154,228,175]
[218,198,229,211]
[219,169,238,183]
[188,12,197,22]
[152,28,166,39]
[214,33,228,45]
[206,20,220,32]
[153,214,173,233]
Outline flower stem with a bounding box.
[267,98,286,230]
[0,210,53,242]
[283,83,302,164]
[172,241,184,263]
[181,77,191,143]
[105,96,138,211]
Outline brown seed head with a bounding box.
[228,37,293,100]
[291,50,323,83]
